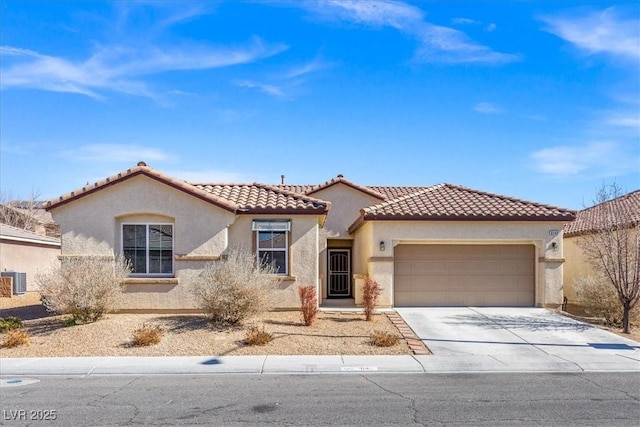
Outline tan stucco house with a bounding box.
[45,162,575,311]
[0,223,61,293]
[563,190,640,308]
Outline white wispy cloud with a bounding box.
[530,141,638,177]
[604,112,640,130]
[297,0,519,64]
[60,144,171,163]
[0,38,287,100]
[235,56,334,99]
[235,80,287,98]
[540,7,640,63]
[473,102,504,114]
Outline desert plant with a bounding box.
[0,316,23,332]
[36,254,131,323]
[190,247,280,325]
[370,330,399,347]
[244,326,273,346]
[575,274,640,326]
[298,285,318,326]
[577,183,639,333]
[1,329,30,348]
[363,277,383,321]
[131,323,164,347]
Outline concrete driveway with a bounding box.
[396,307,640,372]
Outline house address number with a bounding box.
[549,230,559,236]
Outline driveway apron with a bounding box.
[395,307,640,364]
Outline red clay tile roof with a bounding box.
[46,163,329,214]
[45,164,574,226]
[194,182,330,214]
[303,175,386,200]
[563,190,640,237]
[348,183,576,232]
[46,163,239,213]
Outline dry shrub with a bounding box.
[298,285,318,326]
[574,274,640,326]
[244,326,273,346]
[363,277,383,321]
[0,316,23,332]
[37,255,131,323]
[190,248,280,325]
[132,323,164,347]
[2,329,30,348]
[370,330,399,347]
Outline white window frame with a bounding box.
[121,223,174,277]
[252,220,290,275]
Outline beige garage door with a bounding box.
[394,244,535,307]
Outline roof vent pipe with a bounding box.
[281,175,285,185]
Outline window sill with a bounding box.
[268,275,296,281]
[124,278,179,285]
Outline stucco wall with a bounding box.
[562,236,593,305]
[228,214,320,308]
[50,176,321,310]
[51,176,234,310]
[0,239,60,292]
[353,220,566,307]
[312,184,381,300]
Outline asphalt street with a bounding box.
[2,372,639,426]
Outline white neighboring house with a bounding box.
[0,223,61,294]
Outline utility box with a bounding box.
[1,271,27,295]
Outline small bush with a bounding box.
[131,323,164,347]
[37,255,131,323]
[2,329,30,348]
[298,285,318,326]
[0,316,23,332]
[244,326,273,346]
[363,277,383,321]
[575,274,640,326]
[370,330,399,347]
[190,248,280,325]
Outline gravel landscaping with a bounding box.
[0,293,416,357]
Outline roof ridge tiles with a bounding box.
[306,175,386,200]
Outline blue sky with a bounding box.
[1,1,638,210]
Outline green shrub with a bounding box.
[37,255,131,323]
[190,248,280,325]
[0,316,23,332]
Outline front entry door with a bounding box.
[328,249,351,297]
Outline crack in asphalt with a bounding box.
[84,377,141,426]
[361,375,428,426]
[576,374,640,402]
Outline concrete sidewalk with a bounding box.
[2,351,639,378]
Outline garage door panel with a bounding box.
[394,244,534,307]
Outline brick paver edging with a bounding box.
[386,312,431,355]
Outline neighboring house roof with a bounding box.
[0,223,61,247]
[348,183,576,232]
[563,190,640,237]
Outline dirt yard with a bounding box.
[0,293,415,357]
